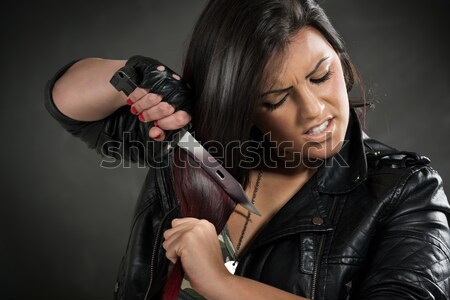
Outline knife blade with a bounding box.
[110,69,261,216]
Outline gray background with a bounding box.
[1,0,449,299]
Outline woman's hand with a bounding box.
[163,217,309,300]
[162,218,231,296]
[119,55,193,141]
[126,85,191,141]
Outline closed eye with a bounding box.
[310,69,333,85]
[263,93,289,112]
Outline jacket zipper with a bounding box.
[311,234,325,300]
[311,197,338,300]
[144,206,177,300]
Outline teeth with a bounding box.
[307,120,330,135]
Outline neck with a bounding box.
[241,162,316,230]
[260,148,320,178]
[257,143,323,171]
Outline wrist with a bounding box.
[201,272,237,300]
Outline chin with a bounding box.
[271,121,348,168]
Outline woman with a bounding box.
[45,0,450,299]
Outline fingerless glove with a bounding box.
[118,55,193,116]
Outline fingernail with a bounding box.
[126,99,133,106]
[155,134,161,139]
[130,106,138,115]
[138,113,145,122]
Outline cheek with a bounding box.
[332,62,350,105]
[335,76,349,107]
[255,110,298,155]
[333,73,350,133]
[254,107,296,141]
[255,111,285,138]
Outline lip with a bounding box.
[303,117,335,142]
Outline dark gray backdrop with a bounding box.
[1,0,449,299]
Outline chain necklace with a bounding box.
[225,167,263,274]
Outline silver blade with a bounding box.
[174,128,261,216]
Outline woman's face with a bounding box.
[254,26,350,167]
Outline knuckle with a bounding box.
[171,218,179,227]
[160,103,174,115]
[199,219,209,226]
[146,93,161,105]
[191,224,203,235]
[174,113,188,126]
[154,94,163,103]
[183,232,195,244]
[141,94,152,106]
[199,219,214,231]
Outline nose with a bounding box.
[295,87,325,120]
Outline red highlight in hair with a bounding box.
[162,148,236,300]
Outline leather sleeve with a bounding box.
[352,166,450,299]
[44,60,162,167]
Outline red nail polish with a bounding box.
[130,106,138,115]
[126,99,133,106]
[138,113,145,122]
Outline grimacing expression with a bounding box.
[254,26,350,164]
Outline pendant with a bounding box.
[224,261,238,274]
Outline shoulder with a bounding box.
[347,135,450,299]
[362,132,437,183]
[363,133,432,172]
[360,132,449,221]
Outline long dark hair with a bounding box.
[183,0,365,188]
[164,0,365,298]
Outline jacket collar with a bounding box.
[315,108,368,194]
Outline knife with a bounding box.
[110,69,261,216]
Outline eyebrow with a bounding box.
[260,56,330,97]
[305,56,330,79]
[260,86,293,98]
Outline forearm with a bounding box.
[51,58,127,121]
[205,274,309,300]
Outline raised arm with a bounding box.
[45,56,192,166]
[52,58,127,121]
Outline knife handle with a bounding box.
[110,70,156,125]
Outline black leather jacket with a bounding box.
[45,63,450,300]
